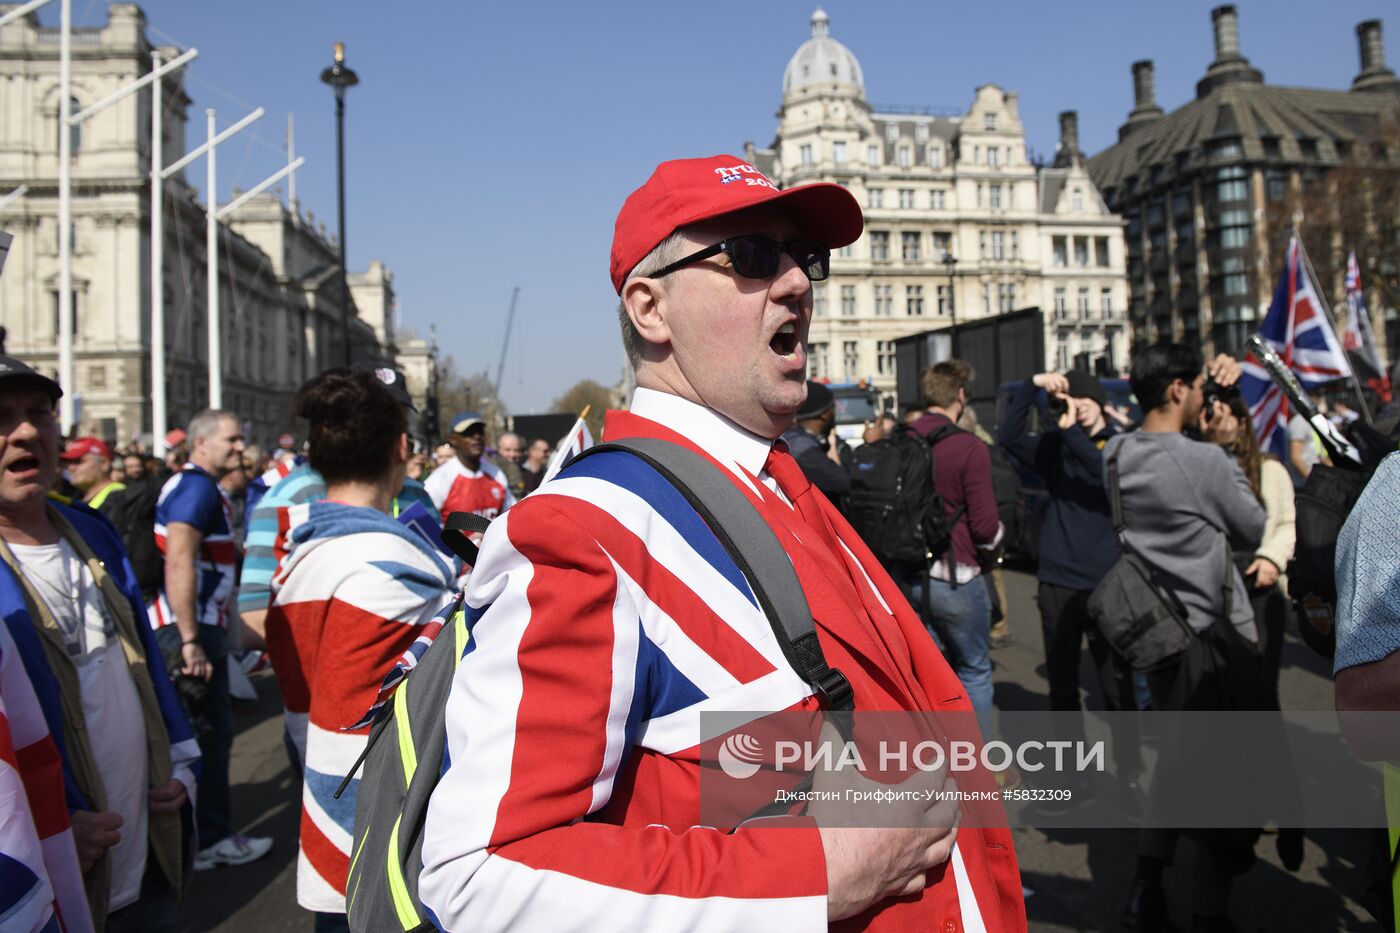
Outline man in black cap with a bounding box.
[997,368,1143,813]
[779,379,851,511]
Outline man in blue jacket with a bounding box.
[997,369,1142,810]
[0,355,199,931]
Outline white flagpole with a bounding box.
[540,405,591,486]
[1293,234,1373,423]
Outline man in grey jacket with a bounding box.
[1110,341,1266,933]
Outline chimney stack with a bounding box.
[1211,5,1242,61]
[1197,5,1263,97]
[1119,60,1164,141]
[1054,111,1083,167]
[1351,20,1400,93]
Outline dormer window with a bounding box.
[885,124,898,143]
[916,124,929,143]
[984,113,997,131]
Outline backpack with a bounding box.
[987,443,1025,553]
[846,423,965,569]
[115,472,166,603]
[342,437,854,933]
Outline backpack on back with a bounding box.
[116,472,166,603]
[847,423,964,568]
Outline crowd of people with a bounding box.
[0,149,1394,933]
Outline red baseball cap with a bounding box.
[609,154,863,294]
[60,436,112,461]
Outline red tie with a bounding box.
[762,443,848,560]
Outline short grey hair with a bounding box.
[616,230,688,367]
[188,408,239,441]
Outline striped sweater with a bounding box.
[267,499,455,913]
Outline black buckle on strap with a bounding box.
[813,667,854,712]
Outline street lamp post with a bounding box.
[320,42,358,366]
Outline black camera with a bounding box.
[1045,394,1069,418]
[1202,378,1241,421]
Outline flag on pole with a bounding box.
[1239,235,1354,460]
[1341,251,1392,403]
[540,406,595,486]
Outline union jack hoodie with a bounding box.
[267,499,455,913]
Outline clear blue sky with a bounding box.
[54,1,1399,412]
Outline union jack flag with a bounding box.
[1342,252,1392,403]
[343,592,465,732]
[539,412,595,486]
[1239,236,1353,460]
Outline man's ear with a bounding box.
[397,432,410,464]
[623,277,672,353]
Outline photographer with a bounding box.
[998,370,1142,809]
[1109,342,1266,932]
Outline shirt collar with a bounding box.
[629,387,776,480]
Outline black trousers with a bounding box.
[1037,581,1143,778]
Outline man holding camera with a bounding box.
[1109,342,1265,931]
[998,369,1142,807]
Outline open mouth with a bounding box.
[770,321,800,360]
[6,455,39,475]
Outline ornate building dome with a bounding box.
[782,9,864,94]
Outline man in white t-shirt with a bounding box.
[0,355,199,931]
[424,412,516,521]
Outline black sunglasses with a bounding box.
[647,235,831,283]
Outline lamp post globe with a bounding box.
[320,42,359,365]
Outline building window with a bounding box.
[997,283,1015,313]
[885,124,899,143]
[978,230,988,259]
[868,144,880,167]
[832,140,847,164]
[49,290,78,337]
[877,340,896,374]
[88,365,105,389]
[1094,236,1110,267]
[985,113,997,130]
[813,284,827,317]
[1222,273,1249,296]
[874,284,893,316]
[1266,170,1287,202]
[987,147,999,167]
[932,231,951,259]
[991,230,1005,260]
[976,184,984,208]
[901,231,920,261]
[1008,184,1016,210]
[1101,288,1113,318]
[898,188,914,209]
[840,285,856,316]
[811,342,829,379]
[800,144,813,165]
[1057,333,1070,371]
[1071,187,1084,211]
[983,285,992,314]
[838,243,854,258]
[897,147,911,168]
[868,188,884,209]
[928,146,943,168]
[870,231,890,261]
[843,341,860,378]
[1215,166,1248,202]
[1011,230,1019,259]
[1054,287,1068,320]
[930,189,946,209]
[57,97,81,155]
[1052,236,1067,267]
[937,284,950,315]
[906,285,924,316]
[974,145,982,164]
[915,123,929,143]
[1078,288,1091,319]
[989,185,1002,209]
[1073,237,1088,267]
[1206,137,1242,160]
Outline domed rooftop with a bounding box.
[783,8,864,94]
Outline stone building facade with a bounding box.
[0,3,399,445]
[1087,6,1400,358]
[746,9,1128,396]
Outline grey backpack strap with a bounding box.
[574,437,854,712]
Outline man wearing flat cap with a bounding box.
[420,156,1025,931]
[781,379,852,511]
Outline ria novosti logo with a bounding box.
[718,733,765,779]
